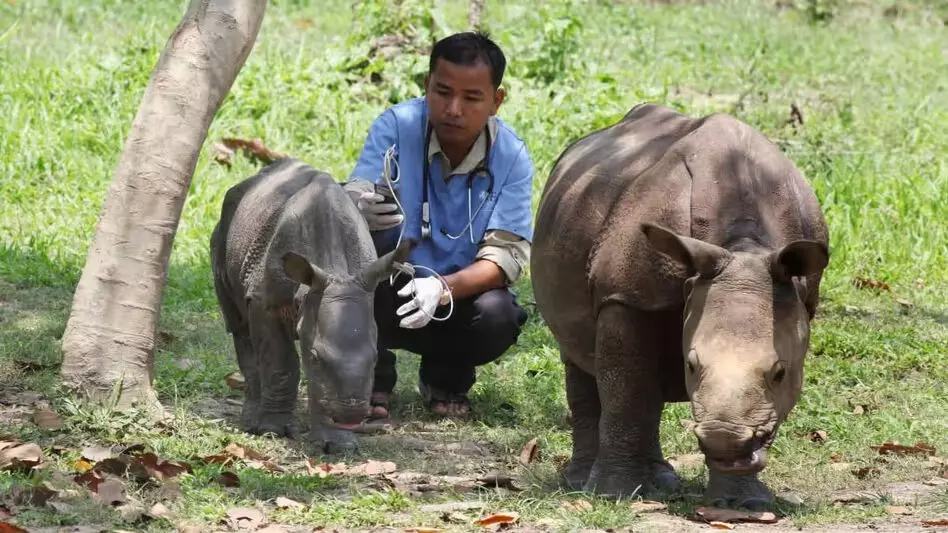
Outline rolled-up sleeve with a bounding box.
[477,231,531,285]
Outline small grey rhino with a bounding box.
[532,103,829,509]
[210,158,410,451]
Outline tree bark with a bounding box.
[60,0,267,411]
[468,0,485,31]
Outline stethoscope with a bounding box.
[420,123,495,244]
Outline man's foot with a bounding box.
[419,381,471,418]
[368,391,391,420]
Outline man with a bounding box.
[343,32,533,419]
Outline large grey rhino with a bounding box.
[210,158,410,450]
[531,104,829,508]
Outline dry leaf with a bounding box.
[275,496,305,510]
[0,440,20,453]
[871,441,936,456]
[0,506,11,520]
[224,443,268,462]
[94,479,127,506]
[10,484,57,507]
[156,481,183,501]
[709,521,736,530]
[829,452,843,462]
[629,500,667,513]
[830,462,852,471]
[895,298,914,308]
[853,276,891,292]
[32,408,63,430]
[475,472,520,491]
[219,137,287,165]
[257,527,290,533]
[921,519,948,526]
[245,459,284,473]
[225,372,245,390]
[293,18,314,30]
[148,502,172,519]
[14,359,54,372]
[138,452,191,480]
[694,506,779,524]
[72,459,93,473]
[211,143,235,167]
[74,470,105,491]
[202,453,234,466]
[852,405,866,415]
[80,445,114,462]
[405,528,443,533]
[808,430,828,443]
[347,460,397,476]
[518,438,539,465]
[223,507,264,530]
[885,506,913,515]
[217,471,240,487]
[560,500,592,512]
[475,512,519,526]
[0,443,43,471]
[0,521,29,533]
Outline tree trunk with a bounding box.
[468,0,485,31]
[60,0,267,411]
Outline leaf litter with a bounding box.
[692,506,779,524]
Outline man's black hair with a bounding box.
[429,32,506,89]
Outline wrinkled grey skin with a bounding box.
[211,158,410,451]
[531,104,829,508]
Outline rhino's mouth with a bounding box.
[708,447,769,474]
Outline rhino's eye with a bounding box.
[686,349,699,375]
[770,361,788,385]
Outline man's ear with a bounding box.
[423,73,431,92]
[492,87,506,114]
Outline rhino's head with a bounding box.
[642,223,828,476]
[281,241,412,430]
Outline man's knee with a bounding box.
[467,289,528,362]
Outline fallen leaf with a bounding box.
[694,506,779,524]
[94,479,127,506]
[211,142,235,167]
[293,18,314,29]
[629,500,667,513]
[72,459,93,473]
[830,452,843,462]
[224,442,268,462]
[853,276,891,292]
[0,443,43,471]
[559,500,592,512]
[441,512,470,523]
[138,452,191,480]
[709,522,736,530]
[852,467,881,479]
[852,405,866,415]
[257,527,290,533]
[404,528,442,533]
[0,521,28,533]
[10,484,57,507]
[833,490,880,504]
[80,445,114,462]
[245,459,284,473]
[73,470,105,491]
[871,441,937,456]
[346,460,397,476]
[915,279,925,289]
[830,462,853,471]
[13,359,54,372]
[93,455,150,482]
[895,297,914,308]
[220,137,287,165]
[148,502,172,519]
[117,503,145,522]
[217,471,240,487]
[0,505,11,520]
[475,512,519,526]
[156,481,183,501]
[518,437,539,465]
[223,507,264,530]
[421,501,485,513]
[808,430,828,443]
[921,519,948,526]
[202,453,234,466]
[225,372,245,391]
[275,496,305,510]
[885,506,913,515]
[0,440,21,453]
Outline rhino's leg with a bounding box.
[584,304,680,498]
[231,326,261,432]
[248,303,300,438]
[561,359,600,490]
[705,471,774,511]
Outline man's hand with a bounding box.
[396,277,447,329]
[356,191,403,231]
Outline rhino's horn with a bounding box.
[641,223,731,278]
[357,239,415,291]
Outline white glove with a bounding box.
[396,277,447,329]
[356,191,403,231]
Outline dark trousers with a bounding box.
[372,277,528,395]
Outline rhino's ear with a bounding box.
[641,223,731,278]
[283,251,329,290]
[770,240,828,281]
[357,239,415,291]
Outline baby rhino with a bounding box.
[532,104,829,509]
[211,158,409,451]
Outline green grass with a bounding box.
[1,0,947,531]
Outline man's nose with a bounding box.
[445,97,462,116]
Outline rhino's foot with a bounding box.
[649,459,683,494]
[240,400,261,433]
[583,458,682,498]
[704,471,774,511]
[559,457,594,491]
[309,424,358,454]
[252,411,297,438]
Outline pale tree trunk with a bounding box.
[468,0,485,31]
[60,0,267,412]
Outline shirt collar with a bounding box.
[427,116,498,178]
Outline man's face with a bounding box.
[425,58,504,148]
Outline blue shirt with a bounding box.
[349,97,535,277]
